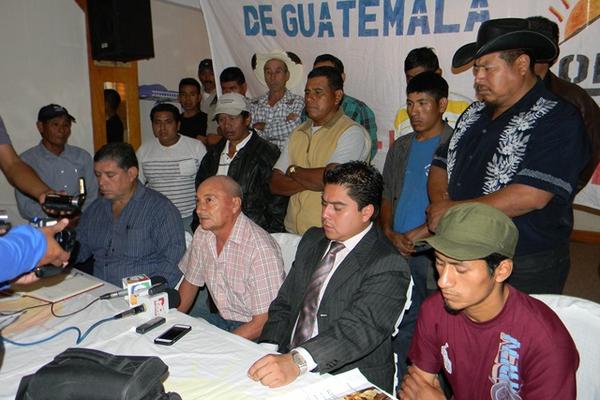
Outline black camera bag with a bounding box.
[16,348,181,400]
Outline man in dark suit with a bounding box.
[248,161,411,392]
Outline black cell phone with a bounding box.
[153,324,191,345]
[136,316,166,334]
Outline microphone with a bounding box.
[113,304,145,319]
[135,282,167,297]
[100,288,127,300]
[100,276,168,300]
[149,276,167,286]
[140,288,181,317]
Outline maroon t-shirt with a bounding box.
[409,286,579,400]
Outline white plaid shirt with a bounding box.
[179,213,284,322]
[249,90,304,151]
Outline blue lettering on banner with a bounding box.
[383,0,404,37]
[434,0,460,33]
[558,53,600,96]
[407,0,430,35]
[242,0,490,38]
[299,3,316,37]
[281,4,298,36]
[259,5,277,36]
[358,0,379,37]
[318,3,335,37]
[243,5,260,36]
[465,0,489,32]
[337,0,356,37]
[243,4,276,36]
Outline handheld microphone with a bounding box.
[149,276,167,286]
[113,304,145,319]
[100,276,168,300]
[100,288,128,300]
[136,282,168,297]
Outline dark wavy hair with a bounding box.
[407,71,449,101]
[324,161,383,221]
[307,66,344,92]
[150,103,180,123]
[94,142,138,170]
[220,67,246,85]
[404,47,439,72]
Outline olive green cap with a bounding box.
[420,203,518,260]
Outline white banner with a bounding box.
[199,0,599,169]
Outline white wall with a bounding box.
[0,0,92,224]
[138,0,211,143]
[0,0,211,225]
[139,1,210,90]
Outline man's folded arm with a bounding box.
[270,169,305,196]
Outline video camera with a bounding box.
[33,176,87,253]
[32,177,87,277]
[0,210,11,234]
[43,177,87,214]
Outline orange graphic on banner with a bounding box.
[549,0,600,42]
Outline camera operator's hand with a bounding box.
[37,218,71,267]
[12,271,40,285]
[40,190,77,217]
[38,189,64,207]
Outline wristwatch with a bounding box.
[287,165,296,176]
[290,350,308,374]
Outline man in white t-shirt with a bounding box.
[137,103,206,233]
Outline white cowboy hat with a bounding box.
[251,50,304,90]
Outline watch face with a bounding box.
[292,351,306,368]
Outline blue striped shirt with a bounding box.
[76,182,185,287]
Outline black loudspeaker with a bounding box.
[88,0,155,62]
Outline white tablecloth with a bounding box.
[0,279,327,399]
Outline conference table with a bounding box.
[0,273,339,400]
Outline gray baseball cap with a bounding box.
[213,93,249,120]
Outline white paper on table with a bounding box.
[279,368,395,400]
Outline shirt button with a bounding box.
[482,129,487,133]
[60,170,64,174]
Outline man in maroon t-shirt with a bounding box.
[400,203,579,400]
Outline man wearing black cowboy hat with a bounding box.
[527,15,600,192]
[427,18,589,295]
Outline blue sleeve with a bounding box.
[0,225,46,288]
[150,198,185,288]
[81,152,98,211]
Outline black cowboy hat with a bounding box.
[452,18,558,69]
